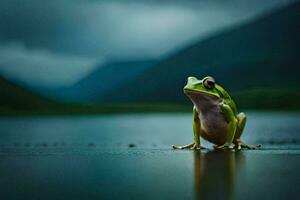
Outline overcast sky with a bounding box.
[0,0,295,87]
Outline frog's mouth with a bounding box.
[183,89,220,99]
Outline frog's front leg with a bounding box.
[173,107,206,150]
[233,112,262,150]
[215,101,237,149]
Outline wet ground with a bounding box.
[0,112,299,200]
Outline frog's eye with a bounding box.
[204,77,215,89]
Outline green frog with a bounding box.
[173,76,261,150]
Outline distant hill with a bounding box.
[93,1,300,109]
[0,75,62,114]
[0,75,191,115]
[54,60,158,102]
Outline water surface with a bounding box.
[0,112,299,200]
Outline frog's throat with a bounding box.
[183,89,220,99]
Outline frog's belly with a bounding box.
[186,90,229,145]
[197,106,229,145]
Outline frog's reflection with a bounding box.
[193,150,245,200]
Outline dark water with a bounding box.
[0,112,299,200]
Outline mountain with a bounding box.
[94,1,300,109]
[0,75,63,114]
[54,59,158,102]
[0,75,176,115]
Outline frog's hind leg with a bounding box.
[234,112,246,140]
[234,112,261,150]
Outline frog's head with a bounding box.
[183,76,220,98]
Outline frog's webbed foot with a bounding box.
[172,143,206,150]
[234,139,262,150]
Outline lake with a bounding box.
[0,111,299,200]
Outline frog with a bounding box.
[173,76,261,150]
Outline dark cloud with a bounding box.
[0,0,296,87]
[0,42,99,87]
[0,0,295,58]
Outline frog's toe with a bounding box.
[214,143,233,150]
[190,144,206,150]
[172,145,183,149]
[172,143,194,150]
